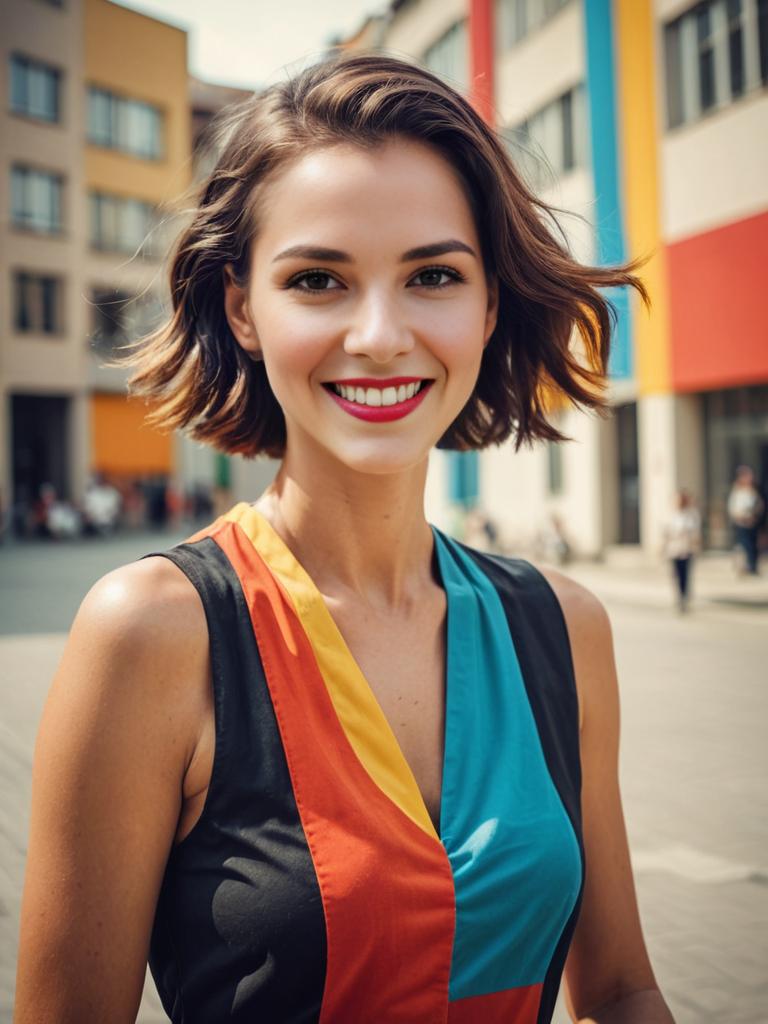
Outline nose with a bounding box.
[343,290,415,364]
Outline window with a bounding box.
[87,87,163,159]
[14,272,64,334]
[496,0,571,51]
[9,54,61,122]
[423,21,468,92]
[89,192,157,256]
[664,0,765,128]
[90,288,163,354]
[11,166,63,233]
[504,85,585,191]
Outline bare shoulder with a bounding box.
[536,565,611,639]
[46,553,211,774]
[535,565,616,731]
[74,554,206,656]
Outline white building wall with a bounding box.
[495,1,583,124]
[382,0,467,67]
[661,92,768,240]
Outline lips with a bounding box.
[323,377,434,423]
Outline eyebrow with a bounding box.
[271,239,478,264]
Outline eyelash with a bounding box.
[285,264,467,293]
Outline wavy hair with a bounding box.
[127,52,647,456]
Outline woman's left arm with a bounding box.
[542,570,675,1024]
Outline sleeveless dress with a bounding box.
[148,502,584,1023]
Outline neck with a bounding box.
[254,448,436,609]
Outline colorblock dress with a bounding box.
[148,503,584,1023]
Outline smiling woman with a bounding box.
[14,54,674,1024]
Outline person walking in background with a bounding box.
[663,489,701,612]
[727,465,764,575]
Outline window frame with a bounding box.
[9,52,62,124]
[11,164,65,235]
[13,270,66,336]
[86,84,164,160]
[88,191,157,257]
[663,0,766,131]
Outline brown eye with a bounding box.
[410,267,464,289]
[289,270,342,292]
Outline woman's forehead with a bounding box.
[253,138,479,252]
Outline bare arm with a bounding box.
[14,557,210,1024]
[542,571,675,1024]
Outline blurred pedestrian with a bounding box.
[727,465,764,575]
[83,475,122,536]
[16,54,673,1024]
[662,489,701,612]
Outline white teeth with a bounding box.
[330,381,427,406]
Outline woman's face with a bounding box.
[224,137,498,476]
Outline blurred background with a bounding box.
[0,0,766,1022]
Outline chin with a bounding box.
[320,435,436,478]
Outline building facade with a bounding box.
[344,0,768,555]
[1,0,88,522]
[1,0,267,532]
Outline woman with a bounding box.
[663,489,701,612]
[15,55,674,1023]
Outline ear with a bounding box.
[223,264,262,360]
[483,276,499,347]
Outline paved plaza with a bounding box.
[1,533,766,1023]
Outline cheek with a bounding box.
[423,301,488,374]
[256,305,335,383]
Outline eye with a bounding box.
[409,266,466,289]
[287,270,343,293]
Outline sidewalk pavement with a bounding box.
[561,552,768,616]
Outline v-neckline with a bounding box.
[227,503,454,843]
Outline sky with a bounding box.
[114,0,387,91]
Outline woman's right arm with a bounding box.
[14,557,210,1024]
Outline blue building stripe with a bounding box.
[584,0,632,380]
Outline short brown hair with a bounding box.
[128,53,647,457]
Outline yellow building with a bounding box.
[83,0,189,485]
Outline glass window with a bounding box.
[664,0,763,127]
[89,191,156,255]
[11,166,63,233]
[9,54,61,122]
[665,19,685,128]
[14,272,64,335]
[87,87,113,146]
[86,86,163,159]
[423,21,468,92]
[758,0,768,82]
[504,85,584,191]
[727,0,746,96]
[697,5,717,111]
[495,0,570,51]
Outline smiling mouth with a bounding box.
[322,377,434,422]
[325,380,429,408]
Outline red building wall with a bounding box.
[668,209,768,392]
